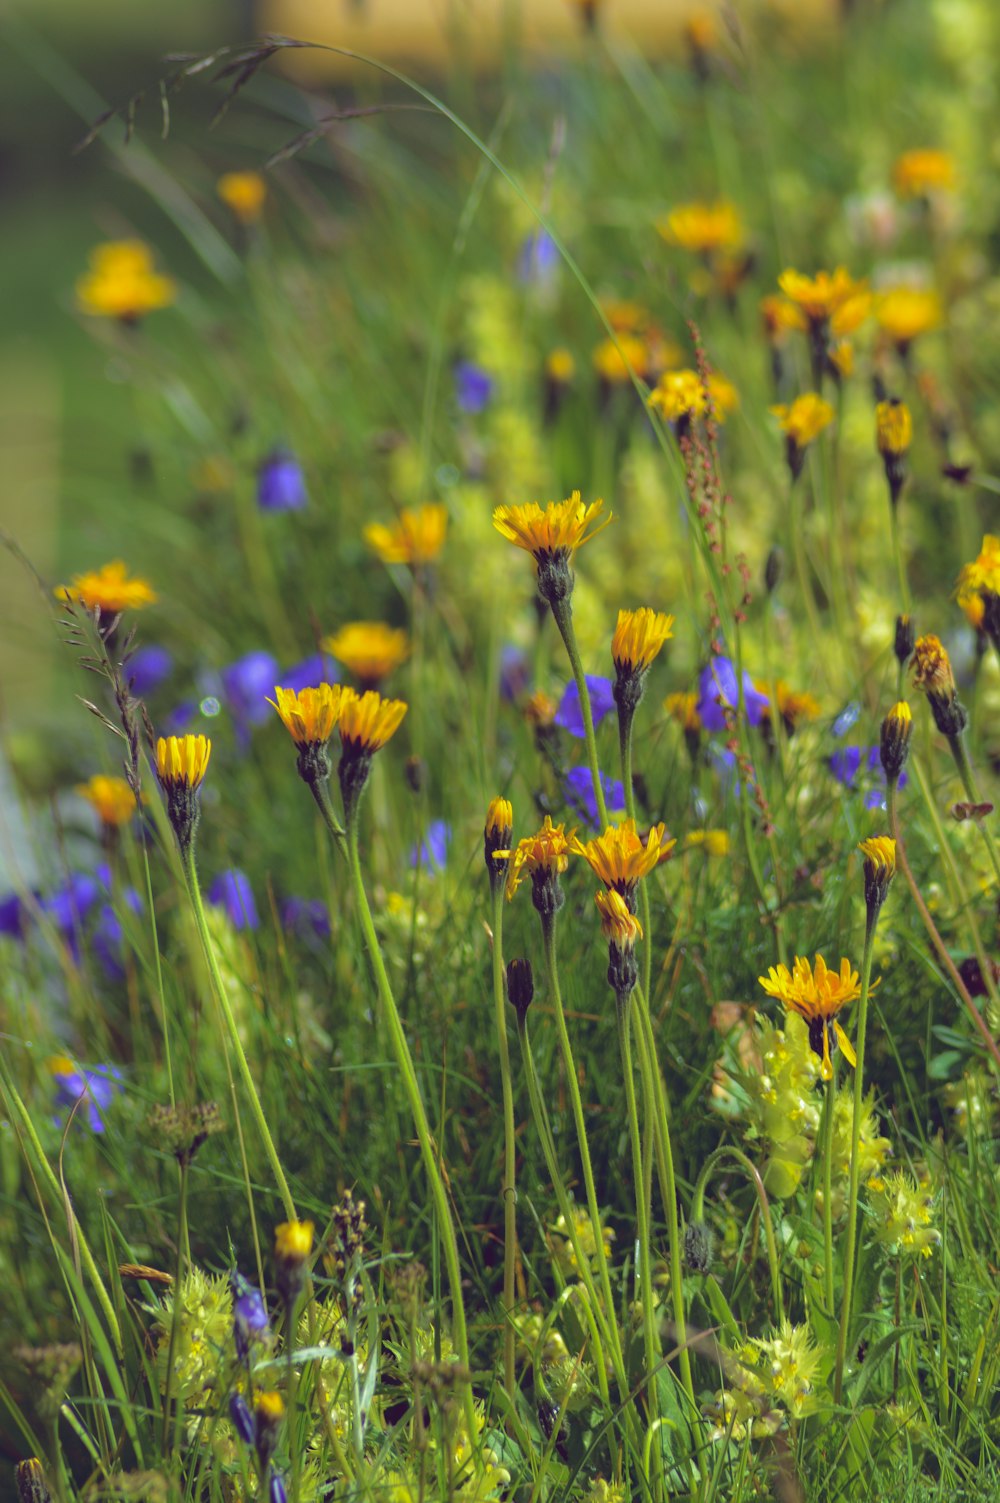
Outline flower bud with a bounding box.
[274,1220,314,1308]
[879,701,913,783]
[16,1460,52,1503]
[506,957,534,1020]
[254,1392,284,1469]
[859,836,896,918]
[894,614,915,667]
[484,797,514,890]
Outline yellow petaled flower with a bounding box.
[493,492,609,561]
[217,170,267,224]
[155,735,212,789]
[255,1390,286,1422]
[486,797,513,839]
[55,560,157,614]
[683,829,729,856]
[760,294,801,342]
[758,955,861,1082]
[505,816,574,899]
[76,774,136,827]
[956,534,1000,621]
[595,888,643,948]
[706,372,739,418]
[338,689,408,755]
[876,287,942,346]
[892,148,955,199]
[748,1319,823,1418]
[869,1169,941,1258]
[601,298,649,333]
[546,347,576,382]
[75,240,176,321]
[612,608,674,675]
[876,399,913,457]
[859,835,896,913]
[322,622,410,684]
[524,690,558,728]
[773,680,821,729]
[664,691,701,731]
[777,267,868,329]
[275,1219,315,1261]
[648,369,707,423]
[363,503,448,567]
[770,393,835,448]
[911,634,954,695]
[592,334,649,383]
[269,683,344,745]
[570,818,675,894]
[829,339,854,378]
[657,200,744,254]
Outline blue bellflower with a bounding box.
[126,644,173,697]
[454,361,493,414]
[257,449,309,512]
[208,870,259,930]
[554,675,616,739]
[564,766,626,827]
[222,651,281,733]
[410,819,450,872]
[50,1059,123,1133]
[697,657,768,732]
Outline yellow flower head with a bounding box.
[595,888,643,948]
[771,393,835,449]
[771,680,821,730]
[75,240,176,322]
[505,816,574,900]
[55,560,157,615]
[876,399,913,457]
[155,735,211,790]
[592,335,649,383]
[570,818,675,895]
[217,170,267,224]
[363,504,448,567]
[956,535,1000,621]
[255,1390,286,1423]
[524,691,558,728]
[323,622,410,685]
[648,369,707,423]
[760,294,801,343]
[600,298,650,333]
[683,829,729,857]
[911,634,954,695]
[859,836,896,913]
[275,1219,314,1262]
[876,287,942,346]
[493,492,610,563]
[706,372,739,418]
[869,1169,941,1258]
[893,148,955,199]
[612,608,674,676]
[758,954,861,1082]
[76,774,137,827]
[485,796,514,882]
[269,683,345,745]
[338,689,408,755]
[486,797,514,841]
[546,347,576,383]
[657,200,744,255]
[664,691,701,732]
[777,267,868,328]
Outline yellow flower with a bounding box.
[768,680,821,730]
[75,240,176,322]
[485,796,514,880]
[749,1319,823,1418]
[956,535,1000,621]
[770,393,835,449]
[269,683,345,745]
[648,369,707,423]
[595,888,643,948]
[155,735,212,790]
[363,504,448,567]
[664,691,701,732]
[777,267,868,329]
[486,797,513,840]
[683,829,729,856]
[524,690,558,728]
[911,634,954,695]
[760,295,801,343]
[758,955,861,1082]
[338,689,408,755]
[570,818,675,894]
[275,1219,314,1261]
[600,298,650,333]
[876,288,942,347]
[657,200,744,254]
[492,492,609,561]
[892,148,955,199]
[76,774,136,827]
[859,836,896,913]
[876,399,913,457]
[869,1169,941,1258]
[323,622,410,685]
[592,335,649,383]
[505,816,574,899]
[828,340,854,379]
[546,347,576,382]
[612,608,674,675]
[55,560,157,614]
[706,372,739,418]
[217,170,267,224]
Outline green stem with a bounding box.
[834,910,878,1402]
[549,594,608,830]
[620,708,653,1003]
[689,1146,783,1323]
[344,818,477,1440]
[616,993,661,1451]
[947,732,1000,886]
[819,1076,836,1317]
[163,1158,190,1454]
[490,885,518,1400]
[888,498,911,614]
[182,847,297,1221]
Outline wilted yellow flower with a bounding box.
[269,683,345,745]
[76,240,176,322]
[657,200,744,254]
[363,504,448,567]
[323,622,410,686]
[217,170,267,224]
[76,774,137,827]
[338,689,408,755]
[612,608,674,675]
[595,887,643,948]
[504,816,574,899]
[493,492,609,561]
[592,335,649,384]
[911,634,954,695]
[876,288,942,347]
[55,560,157,614]
[571,818,675,894]
[758,955,861,1082]
[648,369,707,423]
[892,148,955,199]
[155,735,211,791]
[771,393,835,449]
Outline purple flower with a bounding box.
[232,1269,270,1361]
[830,745,862,787]
[280,652,335,695]
[707,743,741,793]
[91,890,143,982]
[208,870,259,930]
[554,675,616,739]
[269,1473,288,1503]
[516,231,559,288]
[454,361,493,415]
[832,701,862,737]
[564,766,626,828]
[257,449,309,512]
[696,658,769,733]
[126,645,173,698]
[161,699,198,736]
[830,744,907,808]
[229,1391,257,1444]
[410,819,450,873]
[500,645,531,703]
[50,1059,123,1133]
[222,651,280,731]
[281,898,331,942]
[0,891,31,940]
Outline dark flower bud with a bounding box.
[506,958,534,1019]
[16,1460,52,1503]
[879,702,913,783]
[229,1391,257,1446]
[764,546,784,595]
[894,614,915,667]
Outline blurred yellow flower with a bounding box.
[649,369,707,423]
[956,534,1000,623]
[777,267,868,330]
[76,240,176,322]
[664,691,701,731]
[876,287,942,346]
[657,199,744,254]
[770,393,835,448]
[55,560,157,614]
[592,334,649,383]
[892,148,955,199]
[683,829,729,856]
[364,504,448,567]
[76,774,137,827]
[876,399,913,457]
[217,170,268,224]
[323,623,410,686]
